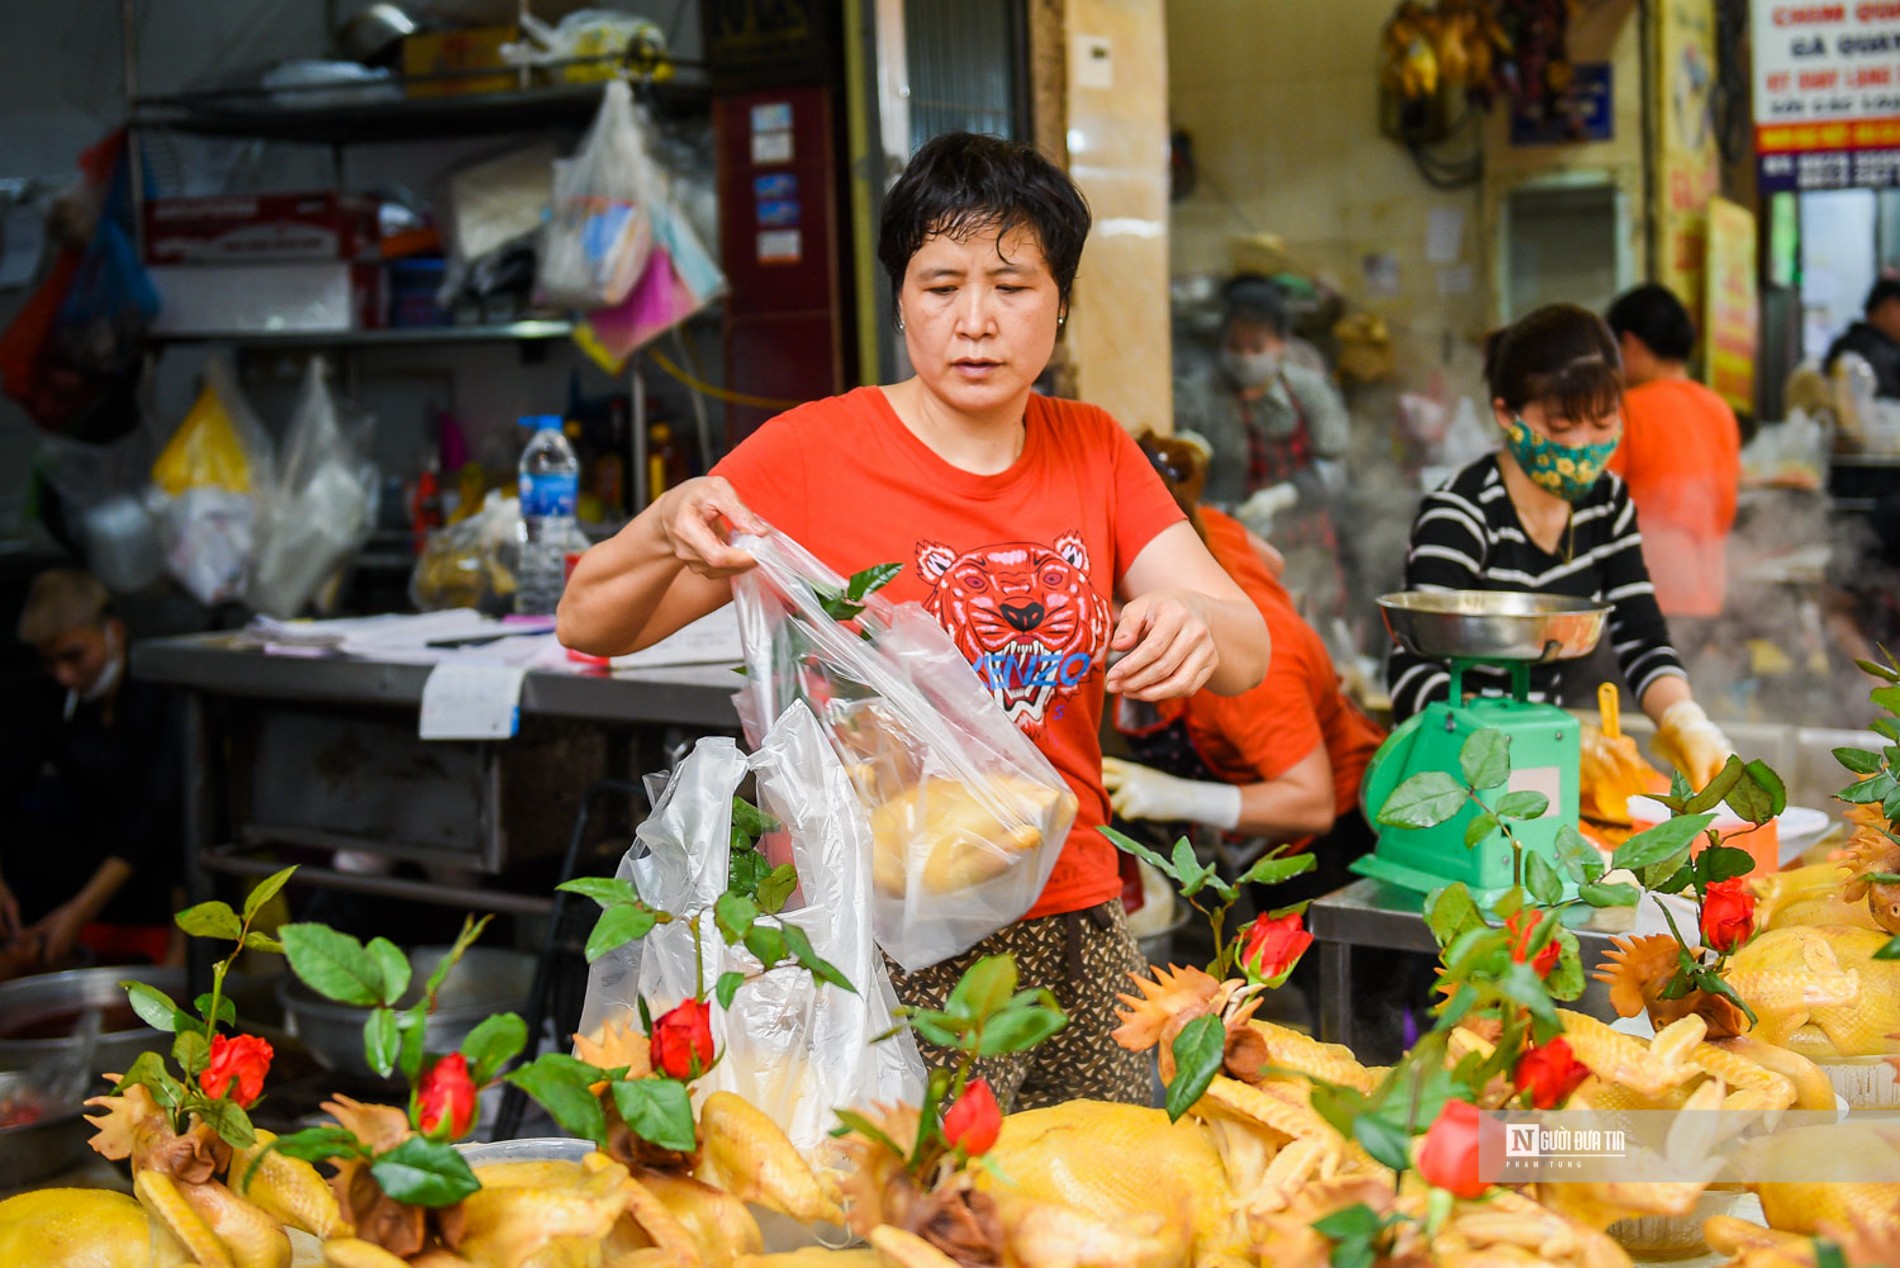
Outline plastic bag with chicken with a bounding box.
[729,528,1077,971]
[577,705,924,1158]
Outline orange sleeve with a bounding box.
[707,402,823,535]
[1099,408,1187,581]
[1200,620,1325,782]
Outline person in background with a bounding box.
[1,570,183,973]
[560,132,1269,1109]
[1106,432,1384,905]
[1175,274,1351,615]
[1603,284,1741,634]
[1824,277,1900,400]
[1387,304,1734,788]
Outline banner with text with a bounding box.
[1753,1,1900,190]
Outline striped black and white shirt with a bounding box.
[1386,457,1685,722]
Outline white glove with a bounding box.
[1653,698,1735,790]
[1102,756,1242,830]
[1235,482,1300,539]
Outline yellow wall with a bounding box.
[1066,0,1174,432]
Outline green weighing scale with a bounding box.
[1357,591,1612,904]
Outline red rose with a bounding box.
[417,1052,478,1139]
[942,1078,1002,1156]
[1504,909,1561,979]
[650,999,715,1081]
[198,1033,273,1109]
[1513,1037,1591,1110]
[1700,878,1756,954]
[1415,1098,1488,1199]
[1238,911,1314,984]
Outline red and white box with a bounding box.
[143,193,379,265]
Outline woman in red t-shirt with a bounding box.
[561,132,1269,1108]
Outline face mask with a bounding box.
[1221,349,1280,389]
[1503,415,1620,503]
[65,627,122,721]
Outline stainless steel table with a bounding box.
[1307,877,1625,1051]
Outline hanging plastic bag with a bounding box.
[538,79,658,309]
[730,530,1077,972]
[577,711,923,1158]
[145,355,274,606]
[249,357,378,617]
[410,488,520,614]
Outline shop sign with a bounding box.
[1753,1,1900,191]
[1509,63,1614,145]
[1703,198,1759,414]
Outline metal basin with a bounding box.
[280,946,534,1080]
[0,1069,93,1190]
[0,965,188,1076]
[1377,591,1610,663]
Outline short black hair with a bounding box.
[1220,274,1289,337]
[1867,278,1900,314]
[1482,303,1624,422]
[877,131,1091,311]
[1606,284,1697,362]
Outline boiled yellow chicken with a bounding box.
[1753,861,1882,933]
[1727,926,1900,1057]
[1706,1211,1900,1267]
[0,1188,192,1268]
[867,776,1070,898]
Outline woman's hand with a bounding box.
[650,477,771,579]
[1105,589,1221,701]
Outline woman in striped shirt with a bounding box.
[1386,304,1732,786]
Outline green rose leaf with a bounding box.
[1545,928,1585,1002]
[1097,825,1176,880]
[364,938,411,1007]
[1495,790,1549,821]
[460,1012,527,1084]
[613,1078,698,1153]
[1352,1113,1416,1175]
[1873,935,1900,961]
[715,971,747,1010]
[370,1135,482,1208]
[558,877,641,908]
[123,981,188,1034]
[1424,884,1485,950]
[1525,852,1564,907]
[1463,812,1499,848]
[175,901,242,942]
[780,923,856,995]
[715,892,762,946]
[1695,845,1757,884]
[1857,655,1900,683]
[846,561,903,601]
[398,1001,429,1084]
[1730,761,1788,824]
[115,1051,185,1113]
[364,1007,401,1079]
[1163,1014,1226,1123]
[1304,1079,1369,1141]
[977,1000,1068,1057]
[1873,684,1900,713]
[1238,849,1315,889]
[731,795,779,841]
[1554,823,1602,884]
[1377,771,1467,829]
[1685,756,1746,814]
[196,1097,257,1150]
[757,864,799,915]
[1312,1202,1384,1243]
[1835,747,1884,776]
[506,1053,610,1147]
[1460,729,1511,791]
[280,924,384,1007]
[1579,880,1641,907]
[1613,813,1718,873]
[947,954,1017,1021]
[1170,838,1212,898]
[242,865,298,921]
[831,1108,906,1158]
[242,932,284,955]
[586,903,660,963]
[1838,773,1896,805]
[172,1029,210,1078]
[743,923,788,969]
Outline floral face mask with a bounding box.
[1503,415,1620,503]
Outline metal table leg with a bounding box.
[1319,939,1353,1050]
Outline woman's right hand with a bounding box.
[651,476,771,579]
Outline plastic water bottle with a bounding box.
[516,414,582,616]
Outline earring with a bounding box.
[895,314,906,332]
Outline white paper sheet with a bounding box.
[419,662,528,740]
[1426,206,1465,264]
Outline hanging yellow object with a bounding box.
[152,379,256,496]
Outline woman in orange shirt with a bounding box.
[1105,433,1385,907]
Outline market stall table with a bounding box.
[1307,876,1625,1051]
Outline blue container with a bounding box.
[387,257,450,328]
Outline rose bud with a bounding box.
[1504,909,1561,979]
[650,999,716,1081]
[1513,1036,1591,1110]
[417,1052,478,1139]
[198,1033,273,1109]
[942,1078,1002,1156]
[1415,1098,1489,1199]
[1238,911,1315,985]
[1699,878,1757,954]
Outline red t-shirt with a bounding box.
[1605,378,1741,618]
[710,386,1184,918]
[1184,509,1385,840]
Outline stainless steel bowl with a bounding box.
[0,1069,93,1190]
[279,946,534,1080]
[0,965,188,1076]
[1377,590,1610,663]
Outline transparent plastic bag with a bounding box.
[146,355,274,605]
[730,529,1078,971]
[538,79,657,309]
[577,709,923,1158]
[409,489,520,614]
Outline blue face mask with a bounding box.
[1503,416,1620,503]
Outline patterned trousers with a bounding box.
[885,900,1153,1111]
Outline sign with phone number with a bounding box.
[1752,2,1900,190]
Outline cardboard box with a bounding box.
[144,193,379,265]
[402,27,519,98]
[150,263,384,335]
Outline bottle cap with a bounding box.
[519,414,563,431]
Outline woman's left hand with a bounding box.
[1105,589,1220,701]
